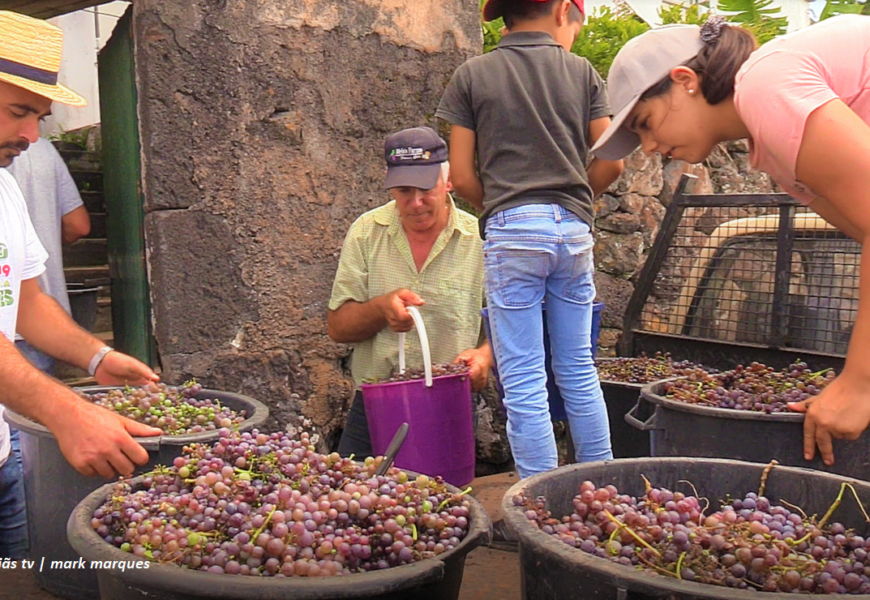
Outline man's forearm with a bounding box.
[0,335,81,430]
[17,283,103,370]
[328,298,388,344]
[587,158,624,199]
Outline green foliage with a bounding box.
[48,128,89,150]
[717,0,788,44]
[480,0,789,78]
[819,0,870,19]
[659,2,710,25]
[480,0,504,53]
[570,6,650,77]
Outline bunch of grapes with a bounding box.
[518,479,870,594]
[661,361,836,414]
[375,360,470,384]
[90,429,472,578]
[596,353,709,384]
[80,381,245,435]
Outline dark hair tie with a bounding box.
[700,15,727,44]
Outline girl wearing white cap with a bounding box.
[592,15,870,469]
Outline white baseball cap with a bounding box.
[591,24,704,160]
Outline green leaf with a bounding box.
[717,0,788,44]
[570,6,651,78]
[660,2,711,25]
[819,0,870,20]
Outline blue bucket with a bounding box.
[482,301,604,421]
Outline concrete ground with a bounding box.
[1,472,522,600]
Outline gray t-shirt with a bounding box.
[6,137,83,317]
[436,31,611,231]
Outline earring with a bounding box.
[689,89,696,95]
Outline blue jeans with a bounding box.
[0,429,29,559]
[484,204,612,478]
[15,339,55,376]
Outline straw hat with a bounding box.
[0,11,86,107]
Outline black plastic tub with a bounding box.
[67,282,100,332]
[67,471,492,600]
[5,387,268,600]
[596,359,652,459]
[502,457,870,599]
[628,380,870,480]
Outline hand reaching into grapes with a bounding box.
[788,371,870,466]
[52,396,161,478]
[380,289,425,333]
[453,345,493,392]
[93,351,159,386]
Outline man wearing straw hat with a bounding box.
[328,126,493,458]
[0,11,161,559]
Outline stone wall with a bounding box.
[592,141,779,356]
[134,0,481,450]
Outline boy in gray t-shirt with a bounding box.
[6,137,90,374]
[436,0,624,481]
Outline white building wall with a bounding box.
[40,2,129,136]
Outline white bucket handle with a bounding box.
[397,305,433,387]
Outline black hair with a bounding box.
[502,0,583,30]
[640,20,757,106]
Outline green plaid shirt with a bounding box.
[329,197,485,388]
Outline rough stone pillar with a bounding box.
[133,0,481,445]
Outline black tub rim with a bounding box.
[501,457,870,600]
[641,378,806,423]
[68,470,492,599]
[4,386,270,447]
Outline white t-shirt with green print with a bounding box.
[0,168,47,467]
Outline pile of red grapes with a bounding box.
[375,360,470,384]
[518,479,870,593]
[81,381,246,434]
[596,353,708,384]
[660,361,836,414]
[91,429,473,577]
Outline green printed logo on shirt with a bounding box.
[0,281,12,307]
[0,243,7,260]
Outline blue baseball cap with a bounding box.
[384,127,448,190]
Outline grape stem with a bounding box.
[411,523,418,541]
[778,498,808,520]
[817,482,847,530]
[251,506,278,541]
[676,551,686,579]
[758,460,778,497]
[436,487,472,513]
[603,510,660,556]
[677,479,709,517]
[637,553,677,578]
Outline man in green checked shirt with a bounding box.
[328,126,493,457]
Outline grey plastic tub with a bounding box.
[627,380,870,480]
[67,471,492,600]
[596,358,652,459]
[5,386,268,600]
[502,457,870,599]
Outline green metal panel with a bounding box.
[97,7,154,366]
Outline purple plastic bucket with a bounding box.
[361,373,475,488]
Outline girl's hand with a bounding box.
[788,371,870,465]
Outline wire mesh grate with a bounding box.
[632,184,859,357]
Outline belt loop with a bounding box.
[553,204,561,223]
[498,211,505,227]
